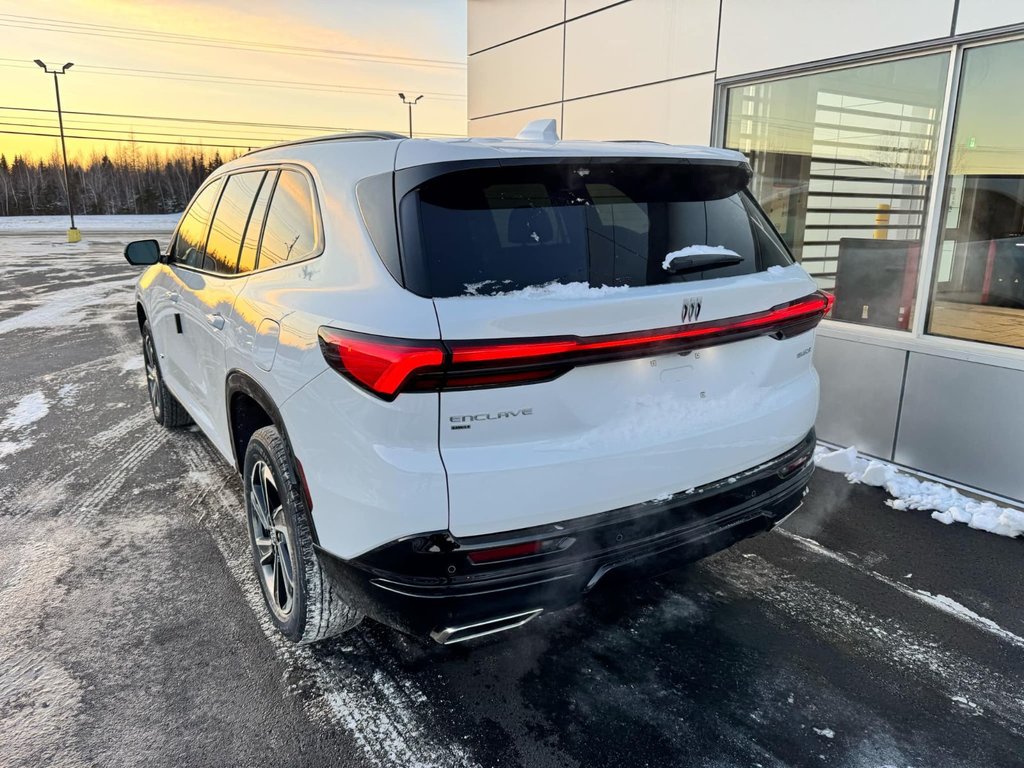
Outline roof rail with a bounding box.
[243,131,406,157]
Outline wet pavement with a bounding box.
[2,229,1023,768]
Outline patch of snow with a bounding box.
[119,354,145,372]
[951,695,984,716]
[0,278,136,335]
[767,265,788,275]
[813,727,835,739]
[813,444,1024,539]
[0,439,29,458]
[779,529,1024,651]
[661,244,741,271]
[0,213,180,234]
[652,491,673,502]
[1,391,49,431]
[461,280,630,300]
[912,591,1024,649]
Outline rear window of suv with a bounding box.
[398,162,792,298]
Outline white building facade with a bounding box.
[467,0,1024,503]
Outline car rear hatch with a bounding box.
[376,158,826,538]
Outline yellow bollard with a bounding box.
[874,203,890,240]
[67,227,81,243]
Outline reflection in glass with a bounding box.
[927,40,1024,350]
[238,171,276,274]
[725,54,949,330]
[205,171,266,274]
[172,178,224,268]
[259,170,319,268]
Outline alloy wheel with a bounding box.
[248,460,296,620]
[143,333,161,419]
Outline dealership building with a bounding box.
[466,0,1024,503]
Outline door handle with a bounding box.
[205,312,225,331]
[166,290,179,303]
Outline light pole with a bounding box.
[34,59,79,243]
[398,93,423,138]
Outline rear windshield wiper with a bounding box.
[662,247,744,274]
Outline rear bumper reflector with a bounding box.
[319,290,833,400]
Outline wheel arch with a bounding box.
[136,301,147,334]
[226,370,319,543]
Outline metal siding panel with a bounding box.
[468,26,565,118]
[717,0,955,78]
[955,0,1024,34]
[896,353,1024,501]
[812,335,904,458]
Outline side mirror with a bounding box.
[124,239,161,266]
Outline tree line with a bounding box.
[0,146,240,217]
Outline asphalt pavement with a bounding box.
[2,229,1023,768]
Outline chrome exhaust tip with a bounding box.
[430,608,543,645]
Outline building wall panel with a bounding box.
[566,0,626,20]
[717,0,955,77]
[955,0,1024,34]
[468,27,565,119]
[813,335,905,460]
[468,0,564,54]
[896,353,1024,501]
[561,73,714,143]
[563,0,719,99]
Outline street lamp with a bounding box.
[398,93,423,138]
[34,59,79,243]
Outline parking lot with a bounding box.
[2,228,1023,768]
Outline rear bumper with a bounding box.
[317,429,816,642]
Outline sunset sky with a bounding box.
[0,0,467,162]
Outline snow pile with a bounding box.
[661,244,741,271]
[813,445,1024,538]
[463,280,629,300]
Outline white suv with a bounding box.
[125,122,830,645]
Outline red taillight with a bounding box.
[317,329,445,399]
[318,291,831,400]
[466,541,543,564]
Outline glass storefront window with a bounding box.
[725,54,949,330]
[927,40,1024,350]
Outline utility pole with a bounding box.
[398,93,423,138]
[34,59,79,243]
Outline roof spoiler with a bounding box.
[516,118,559,142]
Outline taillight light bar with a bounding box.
[318,290,833,400]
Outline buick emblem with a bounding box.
[681,297,702,323]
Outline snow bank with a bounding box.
[463,280,629,300]
[661,244,741,271]
[813,445,1024,538]
[0,214,180,234]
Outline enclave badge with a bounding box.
[681,297,703,323]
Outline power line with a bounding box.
[0,119,303,145]
[0,61,466,102]
[0,127,253,150]
[0,13,467,70]
[0,105,464,138]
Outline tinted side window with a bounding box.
[204,171,266,274]
[259,170,319,268]
[239,170,277,274]
[172,178,224,268]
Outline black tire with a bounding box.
[141,320,191,428]
[243,425,362,644]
